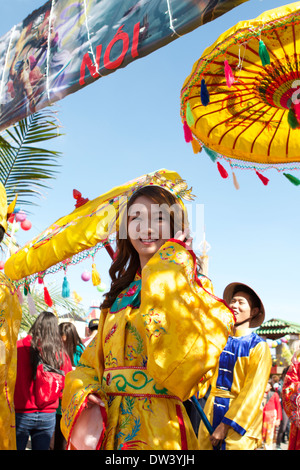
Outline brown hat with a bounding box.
[223,282,265,328]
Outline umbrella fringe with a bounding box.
[92,263,101,286]
[183,121,193,142]
[217,161,228,179]
[259,39,270,66]
[200,79,210,106]
[224,60,234,87]
[62,275,71,298]
[256,170,269,186]
[283,173,300,186]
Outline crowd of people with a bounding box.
[0,179,299,451]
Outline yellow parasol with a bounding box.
[180,2,300,186]
[4,169,194,287]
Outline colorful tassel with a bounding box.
[16,288,24,305]
[27,292,37,315]
[259,40,270,66]
[191,138,201,154]
[256,171,269,186]
[203,146,218,162]
[92,263,101,286]
[44,286,53,307]
[232,171,240,190]
[62,276,70,298]
[224,60,234,87]
[183,121,193,143]
[287,108,300,130]
[283,173,300,186]
[24,282,30,296]
[217,161,228,179]
[200,79,210,106]
[37,275,44,284]
[186,102,195,127]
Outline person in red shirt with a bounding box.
[14,311,72,450]
[262,380,282,449]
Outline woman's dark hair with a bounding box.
[59,322,84,367]
[0,225,5,243]
[30,311,65,373]
[101,185,200,310]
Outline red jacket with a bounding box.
[14,335,72,413]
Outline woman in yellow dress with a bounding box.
[0,183,21,450]
[61,179,235,450]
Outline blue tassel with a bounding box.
[200,79,210,106]
[62,276,70,298]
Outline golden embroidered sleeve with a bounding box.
[0,274,22,450]
[61,311,108,447]
[140,240,234,401]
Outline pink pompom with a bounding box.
[15,210,27,222]
[81,271,91,282]
[0,261,4,270]
[21,219,32,230]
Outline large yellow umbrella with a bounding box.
[180,2,300,186]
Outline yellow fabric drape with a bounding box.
[0,273,22,450]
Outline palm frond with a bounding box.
[20,282,86,333]
[0,108,62,207]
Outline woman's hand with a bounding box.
[87,393,105,408]
[174,230,193,249]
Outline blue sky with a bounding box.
[0,0,300,326]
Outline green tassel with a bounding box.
[203,145,218,162]
[62,275,70,298]
[259,40,270,66]
[24,283,30,296]
[287,108,299,130]
[283,173,300,186]
[186,102,195,127]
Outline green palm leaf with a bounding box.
[0,108,62,206]
[21,282,86,333]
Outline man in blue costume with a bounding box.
[198,282,272,450]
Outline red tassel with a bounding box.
[217,162,228,179]
[224,60,234,87]
[256,171,269,186]
[44,286,53,307]
[183,121,193,143]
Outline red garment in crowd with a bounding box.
[282,351,300,450]
[14,335,72,413]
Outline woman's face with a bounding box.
[127,195,172,269]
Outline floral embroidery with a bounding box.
[141,308,166,340]
[105,351,118,368]
[110,279,141,313]
[125,322,144,363]
[105,323,117,343]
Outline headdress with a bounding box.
[4,169,194,283]
[0,182,17,233]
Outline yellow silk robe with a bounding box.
[61,240,234,450]
[0,272,22,450]
[198,328,272,450]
